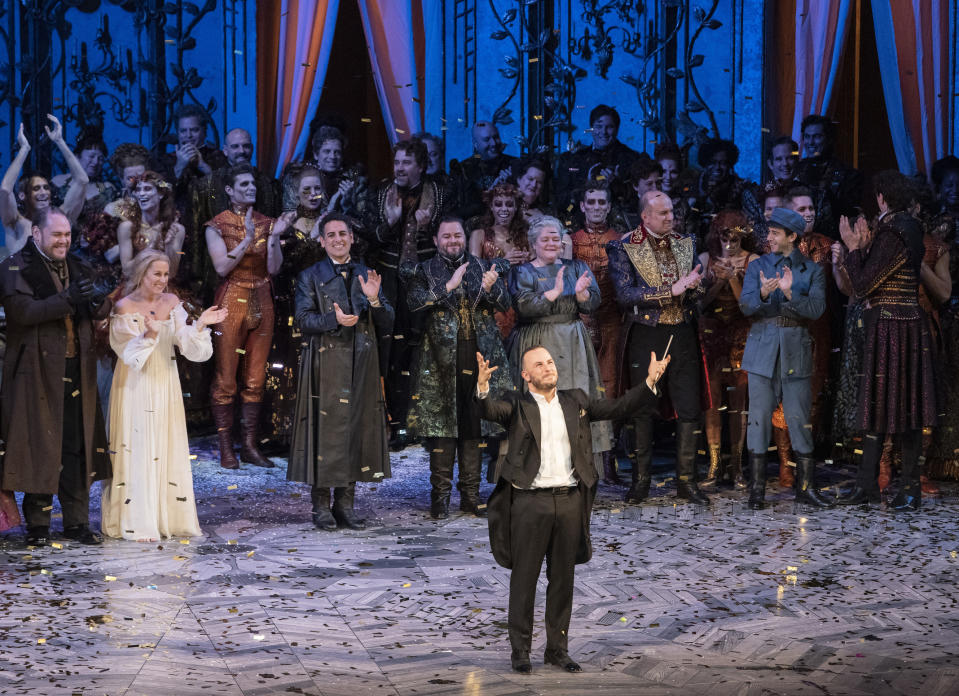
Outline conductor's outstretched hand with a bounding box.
[476,352,499,392]
[646,351,671,390]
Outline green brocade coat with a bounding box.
[407,254,514,439]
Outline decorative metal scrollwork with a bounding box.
[487,0,587,153]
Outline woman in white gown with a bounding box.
[101,250,228,540]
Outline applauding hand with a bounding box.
[333,302,359,327]
[445,262,469,292]
[359,269,382,301]
[481,267,499,292]
[197,305,228,330]
[758,270,780,300]
[544,267,565,302]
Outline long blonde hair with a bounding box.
[122,249,171,297]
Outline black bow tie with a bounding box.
[333,262,353,276]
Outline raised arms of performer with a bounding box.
[474,350,668,424]
[45,115,89,225]
[0,124,30,229]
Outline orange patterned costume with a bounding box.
[207,209,275,406]
[571,226,623,399]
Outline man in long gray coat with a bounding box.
[0,207,111,546]
[740,207,831,510]
[288,212,393,530]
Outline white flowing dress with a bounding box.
[101,304,212,540]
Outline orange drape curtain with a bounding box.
[356,0,426,143]
[257,0,340,177]
[874,1,950,175]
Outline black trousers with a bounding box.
[379,265,424,431]
[508,486,582,655]
[627,321,701,421]
[22,357,89,529]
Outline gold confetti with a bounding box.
[105,575,117,582]
[51,542,62,549]
[227,484,238,490]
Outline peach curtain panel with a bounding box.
[356,0,426,144]
[258,0,341,177]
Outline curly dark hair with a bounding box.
[697,138,740,168]
[174,103,209,127]
[629,154,664,186]
[872,170,915,213]
[479,183,528,251]
[393,139,428,171]
[110,143,150,173]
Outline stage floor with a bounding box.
[1,441,958,695]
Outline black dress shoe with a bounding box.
[890,490,921,512]
[836,486,881,506]
[25,526,49,547]
[511,650,531,673]
[62,525,103,545]
[544,651,582,672]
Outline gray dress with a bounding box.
[508,259,613,452]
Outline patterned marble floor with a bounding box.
[1,441,958,696]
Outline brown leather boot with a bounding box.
[239,402,275,468]
[773,427,794,489]
[212,403,239,470]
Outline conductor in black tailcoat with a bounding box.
[475,345,669,673]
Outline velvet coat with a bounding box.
[406,253,514,439]
[287,258,394,486]
[0,237,111,494]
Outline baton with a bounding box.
[662,334,674,360]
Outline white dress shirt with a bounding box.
[527,391,577,488]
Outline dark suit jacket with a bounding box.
[479,383,658,568]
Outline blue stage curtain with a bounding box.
[791,0,853,144]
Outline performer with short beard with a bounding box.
[0,207,112,546]
[364,139,447,447]
[477,345,668,674]
[407,217,512,519]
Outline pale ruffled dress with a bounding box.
[101,303,212,540]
